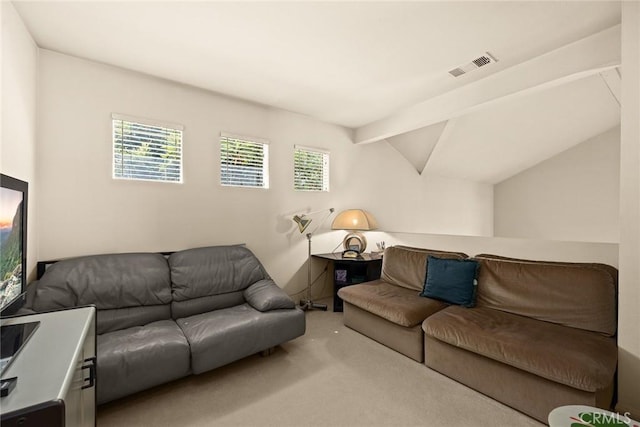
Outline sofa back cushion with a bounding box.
[475,256,617,336]
[169,245,267,318]
[474,253,619,283]
[32,253,173,334]
[381,246,468,292]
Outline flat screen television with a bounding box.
[0,174,28,316]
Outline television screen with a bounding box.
[0,174,28,315]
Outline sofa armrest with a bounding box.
[244,279,295,311]
[21,280,39,311]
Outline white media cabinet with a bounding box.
[1,306,96,426]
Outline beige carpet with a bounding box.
[97,305,545,427]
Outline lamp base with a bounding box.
[299,299,328,311]
[342,231,367,253]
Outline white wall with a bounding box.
[375,231,619,266]
[617,1,640,417]
[494,126,620,243]
[36,50,494,296]
[345,145,495,237]
[1,2,38,280]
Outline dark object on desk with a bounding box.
[1,377,17,397]
[342,250,360,259]
[312,253,382,312]
[0,321,40,376]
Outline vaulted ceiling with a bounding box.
[13,1,622,183]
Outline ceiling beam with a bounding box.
[354,24,621,145]
[421,118,456,175]
[385,121,446,175]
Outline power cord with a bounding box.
[290,262,329,298]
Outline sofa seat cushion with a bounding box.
[422,306,617,392]
[177,303,305,374]
[96,305,172,335]
[338,280,448,327]
[97,319,191,404]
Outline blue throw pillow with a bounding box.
[420,256,479,307]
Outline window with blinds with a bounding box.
[112,114,183,183]
[220,133,269,188]
[294,146,330,191]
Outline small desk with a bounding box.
[312,253,382,312]
[548,405,640,427]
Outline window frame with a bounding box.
[112,113,184,184]
[293,145,330,192]
[219,132,270,189]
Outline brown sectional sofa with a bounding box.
[338,245,468,362]
[338,246,618,424]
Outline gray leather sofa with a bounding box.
[25,245,305,404]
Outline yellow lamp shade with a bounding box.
[331,209,378,231]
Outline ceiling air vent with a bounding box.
[448,52,498,77]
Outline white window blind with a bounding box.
[112,114,183,183]
[220,133,269,188]
[294,145,329,192]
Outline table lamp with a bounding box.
[331,209,378,253]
